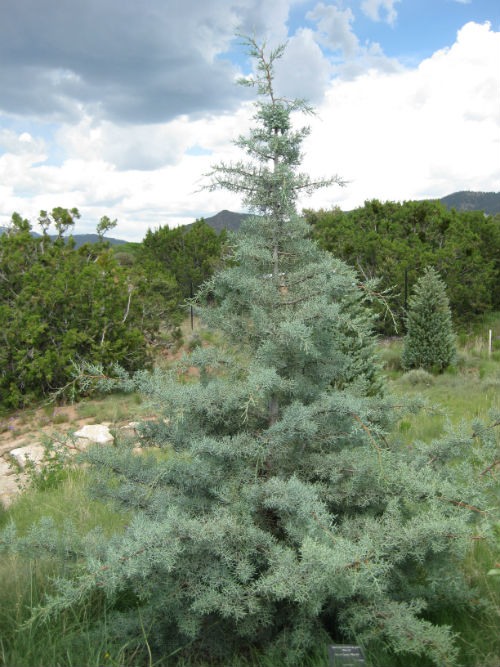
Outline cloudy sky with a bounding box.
[0,0,498,240]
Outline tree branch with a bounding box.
[438,496,489,516]
[122,284,134,324]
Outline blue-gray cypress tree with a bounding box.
[2,36,496,667]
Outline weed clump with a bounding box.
[399,368,436,386]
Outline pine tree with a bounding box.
[402,266,456,372]
[2,36,496,667]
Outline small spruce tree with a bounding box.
[2,36,496,667]
[402,266,456,372]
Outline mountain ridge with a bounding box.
[198,191,500,233]
[438,190,499,216]
[1,191,498,243]
[0,229,129,249]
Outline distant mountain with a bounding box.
[438,191,499,216]
[0,227,128,248]
[1,210,251,241]
[63,234,128,248]
[191,210,253,234]
[197,192,500,235]
[2,192,497,244]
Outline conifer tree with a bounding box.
[402,266,456,372]
[2,36,496,667]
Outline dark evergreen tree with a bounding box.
[0,210,149,410]
[305,200,500,332]
[402,267,456,372]
[139,218,227,300]
[2,37,496,667]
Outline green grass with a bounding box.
[458,310,500,338]
[374,326,500,667]
[76,391,145,423]
[383,326,500,444]
[0,468,135,667]
[445,539,500,667]
[0,468,130,536]
[0,554,122,667]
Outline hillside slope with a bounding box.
[439,191,499,215]
[189,209,252,234]
[0,228,129,248]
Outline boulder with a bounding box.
[72,438,91,452]
[0,473,27,507]
[9,443,45,469]
[73,424,114,445]
[0,437,29,456]
[0,458,15,476]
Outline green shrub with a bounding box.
[113,251,135,266]
[187,333,202,351]
[379,344,403,372]
[306,202,500,335]
[399,368,436,386]
[22,440,70,492]
[0,211,150,410]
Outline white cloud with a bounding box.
[1,21,498,240]
[305,2,403,81]
[0,104,255,238]
[334,40,403,80]
[55,118,192,171]
[0,129,47,156]
[361,0,401,25]
[274,28,333,103]
[301,21,499,211]
[306,3,359,58]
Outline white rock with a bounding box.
[9,444,45,469]
[122,421,140,430]
[73,424,114,445]
[0,458,15,476]
[0,437,28,456]
[73,438,91,452]
[0,473,27,507]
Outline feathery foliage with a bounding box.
[1,36,498,667]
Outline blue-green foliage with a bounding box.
[1,36,498,666]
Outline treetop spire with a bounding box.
[205,32,343,217]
